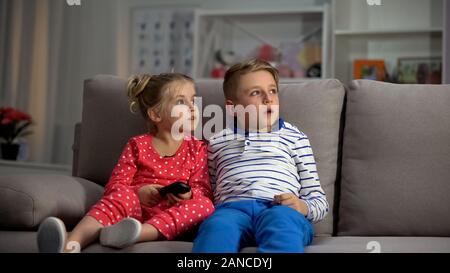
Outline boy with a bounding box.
[192,59,328,253]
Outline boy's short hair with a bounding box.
[223,58,279,100]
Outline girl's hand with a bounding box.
[166,191,192,207]
[138,184,164,207]
[273,193,309,216]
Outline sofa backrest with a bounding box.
[75,75,346,236]
[338,80,450,237]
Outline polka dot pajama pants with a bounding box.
[87,184,214,240]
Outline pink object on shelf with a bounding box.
[257,44,275,62]
[211,66,226,78]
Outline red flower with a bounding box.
[1,118,12,125]
[1,108,31,122]
[0,107,33,144]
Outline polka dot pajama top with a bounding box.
[87,134,215,240]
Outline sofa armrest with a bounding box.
[0,175,104,230]
[72,123,82,177]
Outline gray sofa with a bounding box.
[1,75,449,253]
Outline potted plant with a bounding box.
[0,107,33,160]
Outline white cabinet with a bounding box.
[331,0,444,84]
[192,6,331,82]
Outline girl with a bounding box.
[37,73,215,253]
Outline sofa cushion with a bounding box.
[0,175,104,229]
[77,75,145,185]
[0,231,39,253]
[338,80,450,236]
[277,80,345,236]
[83,241,194,253]
[93,237,450,253]
[241,237,450,253]
[2,232,449,253]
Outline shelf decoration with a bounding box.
[131,8,194,76]
[397,57,442,84]
[353,59,386,81]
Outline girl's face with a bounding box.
[152,81,199,137]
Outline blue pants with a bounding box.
[192,200,314,253]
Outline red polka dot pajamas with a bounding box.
[86,134,215,240]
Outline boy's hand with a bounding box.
[166,191,193,207]
[138,184,164,207]
[273,194,309,216]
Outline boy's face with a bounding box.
[227,70,279,132]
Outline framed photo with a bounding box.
[397,57,442,84]
[353,60,386,81]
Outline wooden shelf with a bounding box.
[195,7,325,17]
[334,28,443,36]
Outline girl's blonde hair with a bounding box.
[127,73,194,133]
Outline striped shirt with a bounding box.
[207,118,329,223]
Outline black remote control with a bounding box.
[159,181,191,196]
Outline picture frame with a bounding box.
[353,60,386,81]
[397,57,442,84]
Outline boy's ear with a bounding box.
[225,99,235,106]
[225,99,237,116]
[147,108,162,123]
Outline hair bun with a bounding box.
[127,74,152,101]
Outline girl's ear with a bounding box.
[147,108,162,123]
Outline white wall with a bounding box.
[49,0,120,164]
[1,0,121,165]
